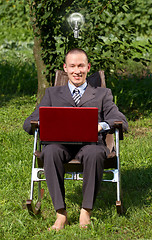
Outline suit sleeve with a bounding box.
[23,88,52,135]
[102,89,128,132]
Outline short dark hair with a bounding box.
[65,48,89,63]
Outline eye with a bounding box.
[79,64,85,67]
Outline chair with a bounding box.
[26,70,124,215]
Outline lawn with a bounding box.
[0,44,152,239]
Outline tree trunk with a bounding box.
[33,36,50,104]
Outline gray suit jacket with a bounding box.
[23,83,128,136]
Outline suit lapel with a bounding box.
[57,83,96,107]
[58,84,76,106]
[78,84,96,106]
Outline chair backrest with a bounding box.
[54,70,115,153]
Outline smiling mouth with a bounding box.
[73,75,82,79]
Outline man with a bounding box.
[23,48,128,230]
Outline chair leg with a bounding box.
[116,200,123,214]
[115,128,123,214]
[26,199,41,215]
[26,188,44,215]
[26,128,45,215]
[26,164,45,215]
[26,168,45,215]
[116,177,123,214]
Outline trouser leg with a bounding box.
[40,144,71,211]
[76,144,109,209]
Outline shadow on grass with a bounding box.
[106,71,152,120]
[0,59,38,107]
[122,166,152,209]
[65,165,152,215]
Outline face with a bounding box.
[63,52,91,87]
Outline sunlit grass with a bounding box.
[0,45,152,239]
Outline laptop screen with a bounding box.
[39,107,98,143]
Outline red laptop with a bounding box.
[39,107,98,143]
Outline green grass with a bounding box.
[0,45,152,239]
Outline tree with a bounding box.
[30,0,75,101]
[29,0,152,101]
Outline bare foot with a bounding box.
[79,208,91,229]
[48,209,68,231]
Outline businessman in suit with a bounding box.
[23,48,128,230]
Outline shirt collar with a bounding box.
[68,81,87,97]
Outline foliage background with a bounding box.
[0,0,32,42]
[30,0,152,82]
[1,0,151,80]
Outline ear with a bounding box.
[63,63,67,72]
[87,63,91,72]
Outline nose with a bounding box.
[74,66,81,74]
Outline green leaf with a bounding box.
[37,3,42,9]
[133,58,140,62]
[42,11,51,19]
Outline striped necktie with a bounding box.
[73,88,81,105]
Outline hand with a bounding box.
[98,124,102,132]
